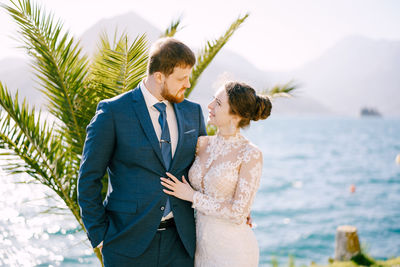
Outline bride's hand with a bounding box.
[160,172,195,202]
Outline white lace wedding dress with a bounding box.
[188,134,263,267]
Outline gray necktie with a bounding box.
[154,102,172,217]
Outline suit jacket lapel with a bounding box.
[130,88,165,168]
[170,102,184,169]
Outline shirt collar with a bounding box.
[140,80,170,109]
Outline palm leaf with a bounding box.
[260,81,297,99]
[89,31,148,99]
[0,82,81,221]
[161,17,183,37]
[2,0,89,158]
[186,13,249,97]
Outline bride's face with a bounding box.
[207,87,236,128]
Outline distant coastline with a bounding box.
[360,107,381,117]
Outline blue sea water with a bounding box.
[1,116,399,266]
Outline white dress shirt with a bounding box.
[140,81,178,220]
[140,81,178,157]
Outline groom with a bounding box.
[78,37,206,266]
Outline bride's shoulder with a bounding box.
[242,141,263,160]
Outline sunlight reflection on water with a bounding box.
[0,168,96,266]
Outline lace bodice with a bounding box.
[189,133,263,225]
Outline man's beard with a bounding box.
[160,82,185,103]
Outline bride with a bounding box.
[160,81,272,267]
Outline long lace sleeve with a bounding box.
[192,147,263,224]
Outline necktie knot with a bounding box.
[154,102,167,113]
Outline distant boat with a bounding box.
[360,107,382,117]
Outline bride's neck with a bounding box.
[217,126,239,138]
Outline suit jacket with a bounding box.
[77,86,207,258]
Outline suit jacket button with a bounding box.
[160,206,165,211]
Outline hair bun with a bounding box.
[225,81,272,128]
[252,95,272,121]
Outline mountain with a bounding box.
[187,49,333,117]
[271,35,400,116]
[1,11,328,116]
[0,11,162,109]
[1,12,399,117]
[79,12,161,57]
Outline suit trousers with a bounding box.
[102,226,194,267]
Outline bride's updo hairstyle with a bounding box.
[225,81,272,128]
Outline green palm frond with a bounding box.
[260,81,297,99]
[0,82,81,221]
[89,32,148,99]
[161,17,183,37]
[2,0,89,157]
[186,13,249,98]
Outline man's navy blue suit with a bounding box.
[77,86,206,263]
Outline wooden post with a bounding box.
[396,154,400,165]
[335,225,361,261]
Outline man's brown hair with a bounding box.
[147,37,196,76]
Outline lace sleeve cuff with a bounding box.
[192,191,202,209]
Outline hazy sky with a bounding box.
[0,0,399,71]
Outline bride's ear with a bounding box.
[232,115,241,129]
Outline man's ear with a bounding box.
[154,72,165,84]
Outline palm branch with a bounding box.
[260,81,297,99]
[161,17,183,37]
[89,31,148,99]
[0,82,82,222]
[186,13,249,97]
[2,0,89,160]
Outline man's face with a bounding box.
[160,66,192,103]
